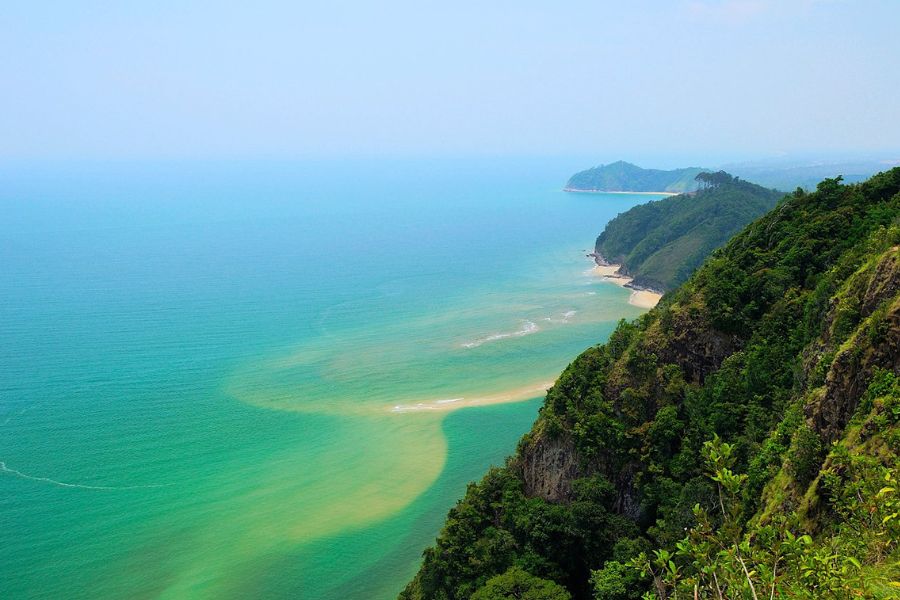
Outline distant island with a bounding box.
[564,161,706,194]
[592,171,783,291]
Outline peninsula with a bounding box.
[564,161,706,194]
[593,171,782,291]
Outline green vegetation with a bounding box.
[564,161,706,193]
[471,567,572,600]
[594,172,783,290]
[401,169,900,600]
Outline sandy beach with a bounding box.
[591,264,663,308]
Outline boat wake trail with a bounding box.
[0,461,173,491]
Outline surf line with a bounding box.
[0,461,173,491]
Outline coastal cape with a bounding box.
[402,169,900,600]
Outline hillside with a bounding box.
[594,172,783,291]
[401,169,900,600]
[564,161,706,194]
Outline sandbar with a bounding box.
[390,380,554,414]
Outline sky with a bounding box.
[2,0,899,163]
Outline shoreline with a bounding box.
[588,255,663,308]
[563,188,678,196]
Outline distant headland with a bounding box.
[563,160,706,194]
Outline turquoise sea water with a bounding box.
[0,160,660,599]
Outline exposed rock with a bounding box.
[655,307,741,384]
[805,249,900,442]
[860,247,900,317]
[809,298,900,442]
[519,431,583,503]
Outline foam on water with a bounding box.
[460,320,539,348]
[543,310,577,324]
[0,461,172,491]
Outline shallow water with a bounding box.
[0,159,659,598]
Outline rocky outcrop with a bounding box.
[655,307,741,384]
[809,297,900,442]
[519,431,583,503]
[805,249,900,442]
[861,247,900,317]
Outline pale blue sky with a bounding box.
[2,1,898,162]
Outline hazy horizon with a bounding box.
[3,1,899,162]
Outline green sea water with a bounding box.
[0,160,660,599]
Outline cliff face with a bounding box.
[811,301,899,443]
[808,248,900,443]
[402,170,900,600]
[519,431,582,502]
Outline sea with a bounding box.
[0,159,661,599]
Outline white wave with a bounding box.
[542,310,577,324]
[461,320,539,348]
[435,398,464,404]
[391,403,436,412]
[0,460,172,491]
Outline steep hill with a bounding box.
[564,161,706,194]
[594,172,783,291]
[402,169,900,600]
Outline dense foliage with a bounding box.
[594,172,783,290]
[471,567,572,600]
[402,169,900,600]
[565,161,705,194]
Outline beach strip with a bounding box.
[591,264,663,308]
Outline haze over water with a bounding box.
[0,160,659,598]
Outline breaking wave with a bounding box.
[460,320,539,349]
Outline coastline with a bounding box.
[563,188,678,196]
[589,255,663,308]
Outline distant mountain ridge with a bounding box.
[564,161,706,193]
[594,171,783,291]
[566,157,900,194]
[725,158,900,190]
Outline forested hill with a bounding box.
[401,169,900,600]
[564,161,706,193]
[595,171,783,291]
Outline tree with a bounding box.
[695,171,735,189]
[471,567,571,600]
